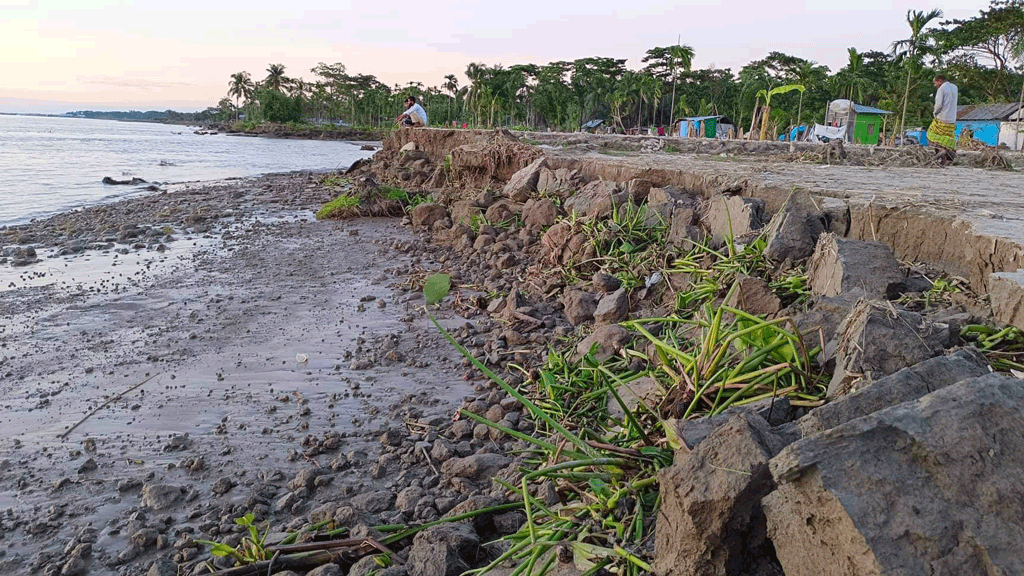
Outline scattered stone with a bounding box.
[521,198,558,230]
[576,325,632,362]
[764,190,829,263]
[411,203,450,228]
[305,564,343,576]
[562,289,598,326]
[141,484,182,511]
[407,523,480,576]
[147,558,178,576]
[593,288,629,324]
[606,376,662,420]
[441,453,511,485]
[807,234,906,299]
[351,490,395,514]
[503,157,548,202]
[564,180,626,220]
[765,373,1024,576]
[725,275,781,316]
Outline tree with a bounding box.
[892,8,944,137]
[643,44,695,126]
[228,72,253,120]
[264,63,289,92]
[755,84,805,140]
[443,74,459,123]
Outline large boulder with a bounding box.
[764,190,829,263]
[827,300,957,398]
[700,195,766,244]
[764,372,1024,576]
[564,180,628,220]
[806,234,905,299]
[793,348,989,438]
[654,413,786,576]
[407,524,480,576]
[503,157,548,202]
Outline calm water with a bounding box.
[0,115,375,226]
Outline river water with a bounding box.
[0,114,374,226]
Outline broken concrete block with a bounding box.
[726,275,782,316]
[764,190,828,263]
[562,289,598,326]
[806,234,905,299]
[594,288,629,324]
[795,347,989,438]
[411,203,450,228]
[827,300,957,398]
[764,372,1024,576]
[503,157,548,202]
[655,413,785,576]
[564,180,627,220]
[700,194,766,244]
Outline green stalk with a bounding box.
[381,502,523,545]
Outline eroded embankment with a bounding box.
[383,128,1024,329]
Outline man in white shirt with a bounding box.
[397,96,428,128]
[926,74,958,165]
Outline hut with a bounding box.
[675,115,735,139]
[956,103,1023,150]
[825,100,892,145]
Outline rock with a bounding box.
[764,372,1024,576]
[211,477,236,495]
[625,179,653,202]
[131,528,159,548]
[576,325,632,362]
[400,142,418,152]
[655,413,786,576]
[77,458,97,474]
[725,275,781,316]
[591,272,621,293]
[503,157,548,202]
[147,558,178,576]
[288,468,328,492]
[305,564,343,576]
[647,186,699,210]
[666,207,705,248]
[700,194,765,244]
[764,190,829,263]
[449,200,483,227]
[789,293,861,352]
[141,484,182,511]
[827,300,957,398]
[807,234,906,299]
[407,524,480,576]
[606,376,662,420]
[351,490,395,514]
[562,290,598,326]
[521,198,558,230]
[396,486,426,514]
[792,348,989,439]
[593,288,629,324]
[564,180,627,220]
[348,555,383,576]
[540,221,572,260]
[103,176,147,185]
[411,203,450,228]
[60,557,86,576]
[441,453,511,484]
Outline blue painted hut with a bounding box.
[956,103,1023,148]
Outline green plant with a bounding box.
[320,174,350,188]
[197,513,270,567]
[316,194,360,219]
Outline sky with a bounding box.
[0,0,992,114]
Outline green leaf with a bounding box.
[235,513,255,527]
[423,273,451,305]
[197,541,239,558]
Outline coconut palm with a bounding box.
[228,72,253,119]
[892,8,943,139]
[443,74,459,123]
[264,63,289,92]
[667,44,695,128]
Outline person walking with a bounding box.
[926,74,958,165]
[396,96,428,128]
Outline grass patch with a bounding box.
[316,194,360,219]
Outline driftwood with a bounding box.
[59,374,159,439]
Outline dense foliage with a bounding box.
[221,1,1024,137]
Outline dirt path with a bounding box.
[0,177,473,575]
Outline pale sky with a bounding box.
[0,0,991,113]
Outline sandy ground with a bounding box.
[0,174,474,575]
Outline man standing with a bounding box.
[396,96,428,128]
[926,74,958,165]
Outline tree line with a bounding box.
[218,1,1024,138]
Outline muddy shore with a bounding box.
[0,172,491,575]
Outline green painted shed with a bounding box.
[825,100,892,145]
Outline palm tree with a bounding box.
[465,62,485,126]
[892,8,943,139]
[443,74,459,124]
[667,44,695,127]
[264,63,289,92]
[228,72,253,120]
